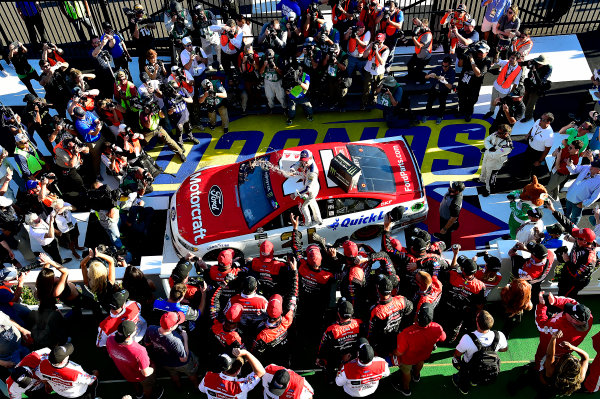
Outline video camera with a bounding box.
[141,96,160,114]
[308,2,319,17]
[382,6,391,21]
[283,65,300,90]
[463,40,491,58]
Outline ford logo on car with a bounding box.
[208,185,223,216]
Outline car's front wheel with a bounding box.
[351,225,383,241]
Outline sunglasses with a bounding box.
[507,10,514,14]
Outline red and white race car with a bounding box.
[169,136,427,260]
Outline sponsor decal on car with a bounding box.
[188,171,207,242]
[327,211,386,231]
[208,185,223,216]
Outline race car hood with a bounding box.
[174,167,246,245]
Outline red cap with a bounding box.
[218,249,234,266]
[343,241,358,257]
[160,311,185,330]
[306,245,322,266]
[376,33,386,42]
[267,294,283,318]
[390,238,403,252]
[260,240,274,262]
[356,21,364,27]
[573,228,596,243]
[225,303,243,323]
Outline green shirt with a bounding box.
[566,127,589,153]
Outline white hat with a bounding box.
[288,11,297,20]
[0,197,13,207]
[182,37,192,46]
[14,133,28,143]
[323,21,332,31]
[0,267,18,282]
[118,124,127,132]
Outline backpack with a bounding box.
[467,331,501,385]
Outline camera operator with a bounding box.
[41,42,67,68]
[344,21,370,76]
[456,41,492,122]
[88,180,126,250]
[101,142,128,180]
[68,68,98,104]
[495,5,520,60]
[145,50,168,83]
[238,45,261,114]
[218,19,244,75]
[360,0,381,37]
[164,0,194,63]
[48,116,77,149]
[489,85,525,133]
[138,73,165,118]
[138,97,186,162]
[100,22,131,73]
[25,212,69,264]
[321,44,350,111]
[376,0,404,72]
[14,133,47,180]
[191,3,219,66]
[127,4,156,76]
[181,37,208,91]
[115,124,141,164]
[53,135,89,200]
[302,3,325,39]
[113,70,140,119]
[98,98,126,138]
[67,87,97,119]
[51,199,84,260]
[440,4,470,54]
[22,94,54,154]
[284,63,312,125]
[0,196,36,262]
[199,79,229,134]
[39,59,71,118]
[407,18,432,83]
[260,49,287,114]
[376,75,407,128]
[421,56,456,124]
[281,12,303,62]
[315,21,340,51]
[512,29,533,60]
[361,33,389,110]
[7,41,40,97]
[258,19,288,52]
[72,106,104,176]
[452,18,479,73]
[164,80,199,147]
[485,51,523,118]
[331,0,359,34]
[90,36,116,100]
[521,54,553,122]
[301,38,322,89]
[480,124,513,196]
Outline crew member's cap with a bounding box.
[115,320,136,343]
[267,294,283,318]
[300,149,312,161]
[484,255,502,271]
[382,75,398,87]
[376,274,393,295]
[0,266,18,282]
[218,249,234,266]
[171,260,192,283]
[306,244,322,265]
[509,85,525,97]
[0,196,13,208]
[182,37,192,46]
[458,255,477,275]
[110,289,129,310]
[260,240,274,262]
[376,32,386,42]
[201,78,212,89]
[529,242,548,260]
[410,237,428,253]
[12,366,33,389]
[572,227,596,243]
[564,302,591,324]
[527,208,543,219]
[23,93,37,103]
[343,240,358,257]
[546,223,564,235]
[225,303,243,323]
[269,369,291,395]
[15,133,28,143]
[73,106,86,118]
[49,343,74,365]
[241,276,258,294]
[358,341,374,364]
[463,17,476,26]
[337,299,354,319]
[417,302,434,327]
[533,54,549,65]
[160,311,186,330]
[390,237,403,252]
[134,4,144,12]
[25,180,39,190]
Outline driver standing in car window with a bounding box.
[289,149,323,226]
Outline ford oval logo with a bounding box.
[208,185,223,216]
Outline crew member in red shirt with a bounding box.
[392,303,446,395]
[368,275,413,357]
[225,276,268,340]
[250,240,287,298]
[316,300,364,382]
[207,249,249,319]
[211,303,245,357]
[473,252,503,297]
[584,331,600,392]
[335,339,390,397]
[262,364,315,399]
[412,270,443,318]
[7,348,50,399]
[509,241,554,300]
[534,291,593,369]
[199,348,265,399]
[96,289,147,347]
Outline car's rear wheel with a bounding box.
[202,248,246,262]
[351,225,383,241]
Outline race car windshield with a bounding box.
[238,156,279,228]
[347,145,395,193]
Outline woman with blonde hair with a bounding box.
[81,247,118,311]
[500,278,532,338]
[541,330,589,397]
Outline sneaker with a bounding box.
[286,119,292,126]
[307,115,313,122]
[465,115,472,122]
[436,117,443,125]
[223,128,229,134]
[481,187,490,197]
[179,153,187,162]
[392,381,411,396]
[483,111,494,119]
[452,374,469,395]
[187,136,200,145]
[411,370,421,383]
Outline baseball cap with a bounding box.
[182,37,192,46]
[0,266,18,282]
[450,181,466,192]
[591,158,600,169]
[529,243,548,260]
[226,303,243,323]
[390,237,403,252]
[306,245,322,266]
[110,289,129,310]
[300,149,312,161]
[115,320,136,343]
[25,180,39,190]
[484,255,502,271]
[134,3,144,12]
[547,223,565,235]
[260,240,274,262]
[358,342,374,364]
[455,3,467,12]
[23,93,37,103]
[72,86,82,97]
[73,106,85,118]
[49,343,74,365]
[509,85,525,97]
[171,260,192,283]
[269,369,290,395]
[12,366,33,389]
[323,21,332,31]
[337,300,354,319]
[288,11,297,20]
[267,294,283,318]
[572,227,596,243]
[0,196,13,207]
[564,302,591,324]
[101,21,113,31]
[376,275,393,295]
[458,255,477,275]
[241,276,258,294]
[218,249,234,266]
[343,240,358,257]
[463,17,476,26]
[417,302,434,327]
[410,237,428,253]
[376,32,386,42]
[216,353,233,372]
[527,208,543,219]
[14,133,28,143]
[160,311,185,330]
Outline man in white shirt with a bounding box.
[565,158,600,224]
[519,112,554,180]
[485,51,523,117]
[361,33,389,110]
[180,36,208,88]
[138,73,164,110]
[199,348,264,399]
[452,310,508,394]
[216,19,243,74]
[24,212,68,264]
[336,340,390,397]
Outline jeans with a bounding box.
[346,55,367,77]
[288,96,312,120]
[564,200,583,225]
[98,209,123,248]
[425,88,450,117]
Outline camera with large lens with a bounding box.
[382,7,391,21]
[350,25,359,38]
[283,66,300,90]
[19,259,44,274]
[463,40,490,59]
[97,244,120,260]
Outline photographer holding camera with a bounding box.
[281,12,303,61]
[375,75,406,127]
[259,19,288,52]
[302,3,325,38]
[127,4,156,76]
[53,135,89,200]
[480,124,513,196]
[453,18,479,73]
[90,36,116,99]
[14,133,47,180]
[42,42,67,68]
[164,80,200,147]
[344,21,370,76]
[199,79,229,134]
[489,85,525,133]
[191,3,219,65]
[67,86,97,119]
[25,212,70,265]
[321,44,350,111]
[72,106,104,176]
[407,17,432,83]
[237,45,261,114]
[138,96,186,162]
[219,19,244,75]
[521,54,553,122]
[181,37,208,90]
[260,49,287,114]
[456,41,492,122]
[485,51,523,118]
[100,21,131,73]
[440,4,470,54]
[284,63,313,125]
[376,0,404,72]
[8,41,40,96]
[101,142,128,180]
[88,180,127,251]
[39,59,71,118]
[98,98,126,138]
[22,94,55,154]
[421,56,456,124]
[361,33,389,110]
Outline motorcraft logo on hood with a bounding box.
[208,185,223,216]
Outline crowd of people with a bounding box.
[1,0,600,399]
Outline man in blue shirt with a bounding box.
[15,2,46,48]
[73,106,104,176]
[481,0,511,41]
[376,75,407,127]
[100,22,131,73]
[285,65,312,125]
[277,0,302,24]
[422,56,456,124]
